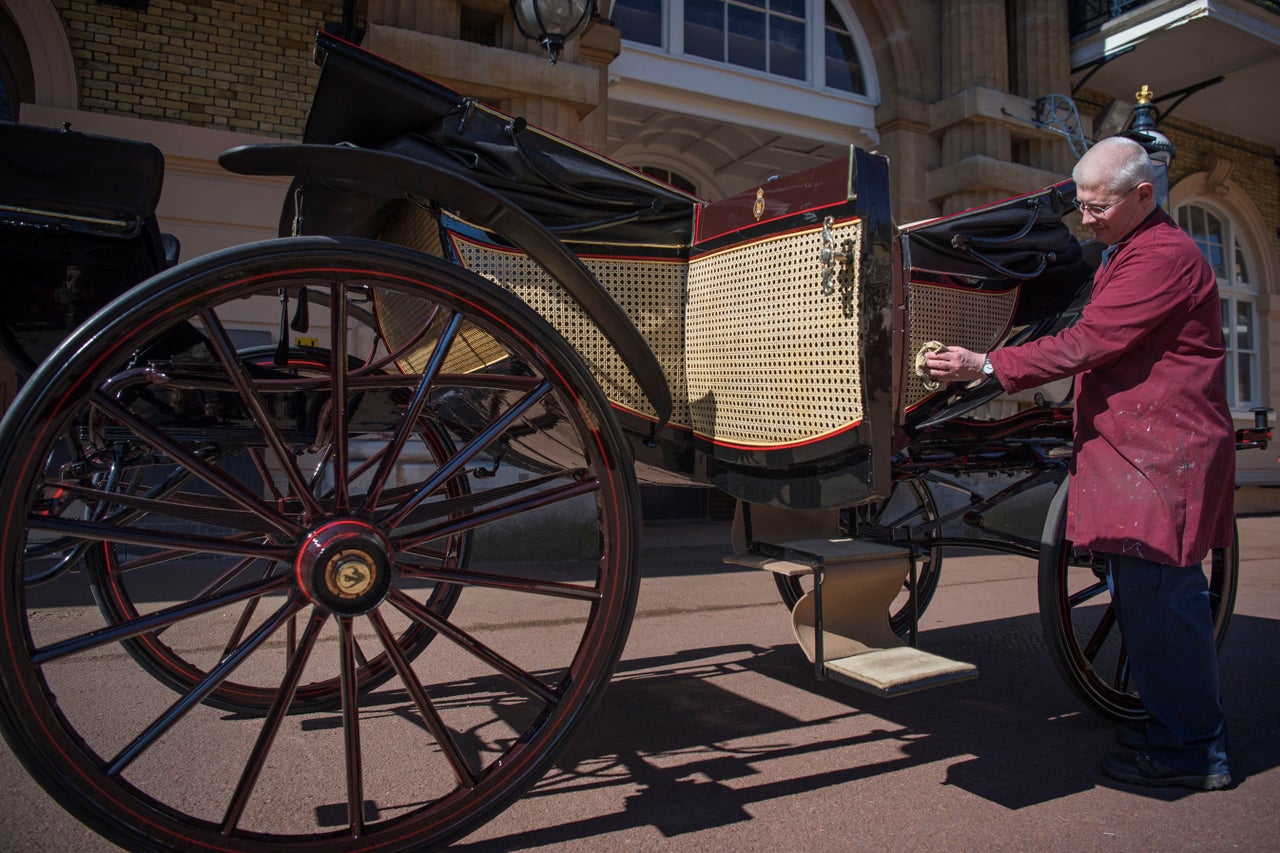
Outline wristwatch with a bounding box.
[982,355,994,376]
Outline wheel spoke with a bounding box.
[388,589,558,705]
[105,594,305,776]
[88,390,303,537]
[329,285,352,513]
[29,513,293,562]
[396,476,600,550]
[221,608,331,835]
[1110,638,1132,692]
[1080,599,1117,661]
[380,380,553,529]
[360,312,463,513]
[42,480,276,532]
[397,562,601,602]
[32,574,291,664]
[1066,577,1109,609]
[198,306,324,520]
[368,608,479,787]
[338,617,365,836]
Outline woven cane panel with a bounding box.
[452,238,690,422]
[684,221,864,446]
[374,203,514,376]
[379,201,444,257]
[903,280,1017,409]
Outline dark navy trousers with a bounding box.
[1107,553,1229,775]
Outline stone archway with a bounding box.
[3,0,76,108]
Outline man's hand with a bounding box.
[923,345,987,383]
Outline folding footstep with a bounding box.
[725,504,977,697]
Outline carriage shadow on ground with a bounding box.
[450,610,1280,850]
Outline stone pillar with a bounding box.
[937,0,1012,213]
[575,20,621,152]
[1010,0,1072,174]
[876,95,935,224]
[941,0,1007,95]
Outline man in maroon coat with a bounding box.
[924,136,1234,791]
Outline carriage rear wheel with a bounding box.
[0,237,641,851]
[1037,476,1238,721]
[81,346,467,715]
[774,479,943,637]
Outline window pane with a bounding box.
[825,28,864,92]
[824,1,865,93]
[770,15,806,79]
[1237,353,1253,405]
[613,0,663,45]
[685,0,725,60]
[774,0,806,17]
[1190,206,1208,240]
[1221,298,1230,345]
[1204,211,1226,276]
[727,5,766,70]
[1234,245,1252,289]
[1236,301,1254,351]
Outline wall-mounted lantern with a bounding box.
[511,0,597,64]
[1123,85,1176,210]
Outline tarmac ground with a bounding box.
[1,514,1277,851]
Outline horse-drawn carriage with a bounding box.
[0,33,1268,851]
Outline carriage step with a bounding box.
[824,647,977,697]
[723,537,910,576]
[785,547,979,697]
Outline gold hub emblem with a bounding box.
[326,549,377,599]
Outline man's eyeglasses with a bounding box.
[1073,184,1139,217]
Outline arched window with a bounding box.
[637,165,699,196]
[1176,203,1259,409]
[612,0,868,95]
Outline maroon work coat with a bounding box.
[988,208,1235,567]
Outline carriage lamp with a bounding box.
[1123,85,1176,210]
[511,0,597,64]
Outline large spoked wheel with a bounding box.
[82,346,467,714]
[0,237,641,851]
[774,479,943,637]
[1037,476,1238,721]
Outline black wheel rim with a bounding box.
[0,239,640,851]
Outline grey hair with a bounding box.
[1072,136,1155,192]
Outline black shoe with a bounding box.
[1115,722,1147,750]
[1102,751,1231,791]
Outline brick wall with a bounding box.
[53,0,331,137]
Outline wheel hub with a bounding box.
[295,519,393,615]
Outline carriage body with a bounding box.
[267,34,1093,512]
